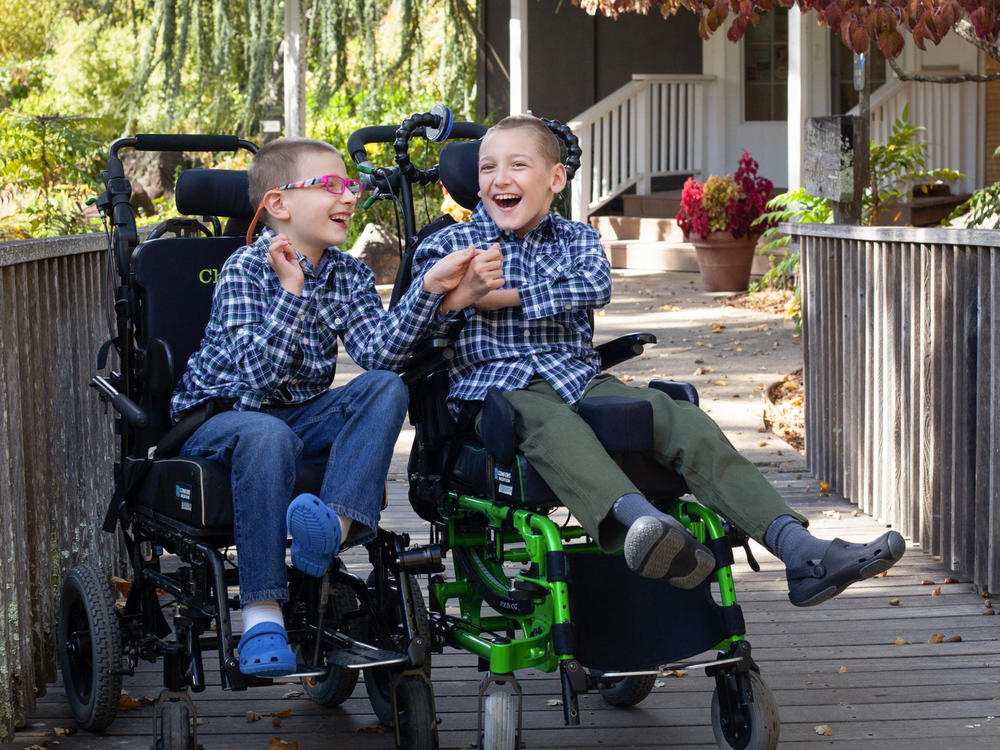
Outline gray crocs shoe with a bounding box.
[623,515,716,588]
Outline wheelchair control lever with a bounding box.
[91,375,149,428]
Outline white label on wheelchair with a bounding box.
[494,468,514,496]
[175,483,193,512]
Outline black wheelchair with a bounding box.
[61,134,439,750]
[347,108,781,750]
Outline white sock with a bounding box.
[241,599,284,632]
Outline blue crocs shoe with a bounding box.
[237,621,297,677]
[286,493,341,577]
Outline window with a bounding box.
[830,42,887,113]
[744,8,788,122]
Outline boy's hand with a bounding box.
[422,247,475,294]
[441,243,505,312]
[267,234,304,296]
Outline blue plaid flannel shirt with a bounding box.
[411,203,611,412]
[171,228,445,420]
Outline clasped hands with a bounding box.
[422,243,519,313]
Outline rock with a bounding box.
[130,179,156,217]
[122,150,191,201]
[348,223,401,284]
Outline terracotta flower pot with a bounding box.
[689,231,758,292]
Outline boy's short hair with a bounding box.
[248,137,344,210]
[484,115,561,166]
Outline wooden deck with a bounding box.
[5,474,1000,750]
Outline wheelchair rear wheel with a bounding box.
[482,691,518,750]
[710,670,780,750]
[58,565,123,731]
[598,674,657,708]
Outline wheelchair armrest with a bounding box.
[648,379,700,407]
[595,332,657,370]
[400,338,455,386]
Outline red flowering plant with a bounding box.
[676,151,775,240]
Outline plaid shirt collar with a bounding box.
[468,202,559,249]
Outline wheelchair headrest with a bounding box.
[175,169,254,219]
[438,140,481,211]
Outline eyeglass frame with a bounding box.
[275,174,363,199]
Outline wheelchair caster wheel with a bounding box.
[153,699,196,750]
[58,564,123,732]
[298,580,362,707]
[710,670,780,750]
[482,691,519,750]
[599,674,656,708]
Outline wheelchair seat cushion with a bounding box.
[135,455,325,531]
[577,396,654,453]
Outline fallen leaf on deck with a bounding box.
[921,579,936,585]
[892,637,911,645]
[662,669,687,678]
[356,725,386,734]
[246,711,261,722]
[272,717,282,728]
[272,709,293,719]
[838,666,848,673]
[814,725,834,736]
[927,633,946,644]
[945,577,958,584]
[712,380,727,386]
[819,481,830,492]
[946,635,963,643]
[268,739,299,750]
[281,690,303,699]
[709,324,725,333]
[875,570,887,577]
[110,575,132,597]
[545,698,563,706]
[694,367,713,375]
[119,694,145,710]
[932,586,942,596]
[52,727,76,737]
[888,598,901,606]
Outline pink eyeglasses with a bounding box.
[246,174,363,244]
[276,174,363,199]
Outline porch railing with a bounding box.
[850,78,981,194]
[567,74,715,222]
[0,234,118,739]
[791,222,1000,593]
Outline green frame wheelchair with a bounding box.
[350,107,781,750]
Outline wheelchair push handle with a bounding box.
[110,134,258,160]
[91,376,149,428]
[394,108,487,185]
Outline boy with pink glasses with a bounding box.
[171,137,499,677]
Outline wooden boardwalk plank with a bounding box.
[5,474,1000,750]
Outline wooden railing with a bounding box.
[0,234,118,739]
[850,78,981,194]
[791,222,1000,593]
[567,74,715,222]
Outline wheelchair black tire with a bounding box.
[393,678,438,750]
[710,670,780,750]
[598,673,657,708]
[363,572,432,727]
[58,564,123,732]
[482,691,518,750]
[300,580,362,706]
[156,700,194,750]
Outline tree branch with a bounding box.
[952,19,1000,66]
[887,56,1000,84]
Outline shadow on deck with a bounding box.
[5,474,999,750]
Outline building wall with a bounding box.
[986,56,1000,186]
[478,1,702,124]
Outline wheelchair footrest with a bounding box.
[324,640,410,670]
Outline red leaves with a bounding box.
[569,1,1000,61]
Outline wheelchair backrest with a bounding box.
[129,169,253,449]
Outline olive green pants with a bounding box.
[483,375,806,551]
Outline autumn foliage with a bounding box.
[571,1,1000,59]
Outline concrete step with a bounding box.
[601,238,782,276]
[621,190,684,218]
[590,215,685,242]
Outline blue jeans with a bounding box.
[181,370,408,604]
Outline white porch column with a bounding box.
[787,5,807,189]
[284,0,305,137]
[509,0,529,115]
